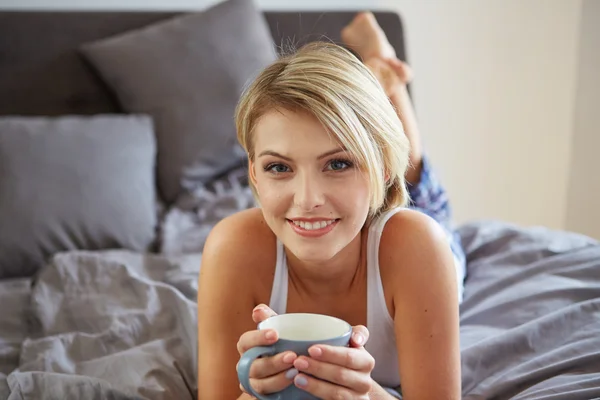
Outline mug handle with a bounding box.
[237,345,280,400]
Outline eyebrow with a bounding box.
[258,147,347,161]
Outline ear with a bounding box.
[248,159,259,192]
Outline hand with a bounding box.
[236,305,298,397]
[291,325,375,399]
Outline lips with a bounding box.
[286,218,340,238]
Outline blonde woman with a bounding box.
[198,13,464,400]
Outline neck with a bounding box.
[285,228,367,297]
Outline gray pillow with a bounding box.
[0,115,157,279]
[80,0,277,204]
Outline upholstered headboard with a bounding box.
[0,10,406,117]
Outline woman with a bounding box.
[198,12,464,400]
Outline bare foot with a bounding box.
[364,57,402,97]
[386,57,413,85]
[364,57,413,98]
[341,12,396,61]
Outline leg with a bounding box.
[342,14,466,300]
[342,13,422,185]
[370,58,423,186]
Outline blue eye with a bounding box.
[265,163,290,174]
[327,159,352,171]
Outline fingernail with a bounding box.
[353,332,364,345]
[308,346,322,357]
[294,358,309,370]
[285,368,299,380]
[282,352,296,364]
[265,330,276,341]
[253,305,265,313]
[295,375,308,387]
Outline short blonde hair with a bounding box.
[235,42,410,217]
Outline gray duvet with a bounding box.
[1,220,599,399]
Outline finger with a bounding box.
[350,325,370,348]
[294,373,370,400]
[306,344,375,372]
[246,369,298,396]
[249,351,298,379]
[238,383,257,398]
[293,356,372,394]
[236,328,278,355]
[252,304,278,324]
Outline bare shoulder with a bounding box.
[197,208,278,399]
[201,207,278,305]
[378,208,458,299]
[203,208,276,272]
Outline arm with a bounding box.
[381,211,461,400]
[369,382,403,399]
[197,210,271,400]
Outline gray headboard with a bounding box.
[0,10,406,117]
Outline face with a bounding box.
[250,108,371,263]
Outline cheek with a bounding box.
[255,180,288,214]
[326,176,371,226]
[347,188,371,223]
[336,175,371,206]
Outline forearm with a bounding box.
[390,85,422,185]
[369,381,401,399]
[237,392,255,400]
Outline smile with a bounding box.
[286,218,340,237]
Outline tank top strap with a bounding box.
[268,239,288,315]
[366,207,404,328]
[364,207,404,387]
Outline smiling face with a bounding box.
[250,108,371,263]
[236,42,412,254]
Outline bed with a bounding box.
[1,0,599,398]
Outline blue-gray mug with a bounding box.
[237,313,352,400]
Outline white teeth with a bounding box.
[292,220,335,230]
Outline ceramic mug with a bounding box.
[237,313,352,400]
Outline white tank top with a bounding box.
[268,207,403,388]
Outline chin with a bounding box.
[287,243,338,263]
[281,229,345,263]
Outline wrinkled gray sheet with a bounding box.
[458,221,600,400]
[1,220,599,399]
[160,165,255,256]
[0,278,31,400]
[4,251,201,400]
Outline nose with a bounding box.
[294,172,325,212]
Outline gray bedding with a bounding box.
[4,251,201,400]
[0,219,599,399]
[0,278,31,400]
[458,222,600,399]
